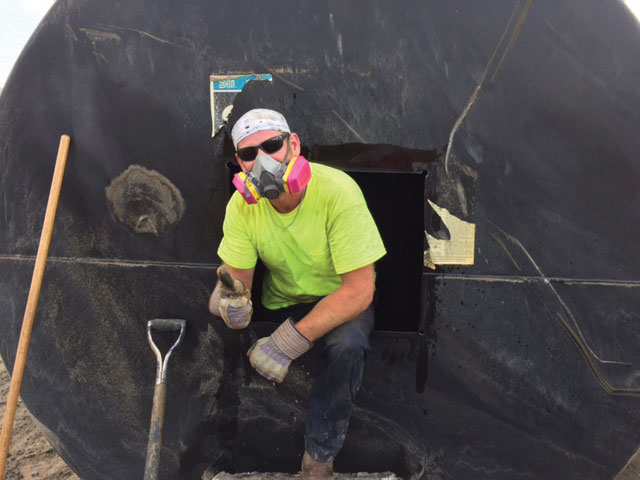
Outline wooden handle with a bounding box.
[0,135,71,479]
[143,382,168,480]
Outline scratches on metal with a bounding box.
[90,50,107,64]
[492,222,630,365]
[79,28,122,42]
[563,280,640,288]
[425,273,527,284]
[444,0,532,173]
[64,23,78,42]
[490,0,534,82]
[0,254,219,270]
[488,220,640,397]
[555,311,640,397]
[331,110,366,143]
[422,272,640,288]
[95,23,177,46]
[263,66,305,91]
[491,233,522,271]
[1,159,8,225]
[79,28,117,63]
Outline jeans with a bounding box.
[260,301,375,462]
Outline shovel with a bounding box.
[143,318,187,480]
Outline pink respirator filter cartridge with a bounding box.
[285,156,312,194]
[232,173,258,204]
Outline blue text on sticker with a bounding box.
[213,74,273,92]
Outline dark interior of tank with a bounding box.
[1,0,640,479]
[228,154,427,334]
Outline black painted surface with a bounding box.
[1,0,640,479]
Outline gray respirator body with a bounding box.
[245,151,289,200]
[232,140,312,205]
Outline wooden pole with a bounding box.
[0,135,71,479]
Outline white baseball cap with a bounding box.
[231,108,290,149]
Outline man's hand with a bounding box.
[247,318,312,383]
[215,265,252,329]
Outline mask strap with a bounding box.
[269,135,292,191]
[281,135,292,173]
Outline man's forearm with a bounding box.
[295,283,373,342]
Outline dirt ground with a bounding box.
[0,357,79,480]
[1,357,398,480]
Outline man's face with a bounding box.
[236,129,301,173]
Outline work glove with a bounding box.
[247,318,312,383]
[216,265,252,329]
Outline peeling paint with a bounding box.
[95,23,176,45]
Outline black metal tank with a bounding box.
[1,1,639,479]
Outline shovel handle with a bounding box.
[143,382,167,480]
[146,319,187,384]
[148,319,186,331]
[143,318,186,479]
[0,135,71,480]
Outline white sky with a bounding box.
[0,0,55,89]
[0,0,639,90]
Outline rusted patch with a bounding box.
[106,165,185,235]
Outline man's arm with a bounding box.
[209,263,255,315]
[294,264,375,342]
[246,263,375,383]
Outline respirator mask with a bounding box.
[232,139,311,204]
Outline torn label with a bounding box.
[210,73,272,136]
[424,200,476,268]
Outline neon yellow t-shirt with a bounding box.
[217,162,386,309]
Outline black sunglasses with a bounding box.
[236,133,289,161]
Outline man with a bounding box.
[209,108,386,478]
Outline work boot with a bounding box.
[301,451,335,479]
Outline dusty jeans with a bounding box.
[260,301,375,462]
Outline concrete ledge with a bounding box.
[205,472,399,480]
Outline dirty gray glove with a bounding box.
[247,318,312,383]
[215,265,252,329]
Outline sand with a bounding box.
[0,356,79,480]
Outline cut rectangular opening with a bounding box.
[346,171,424,333]
[225,160,426,334]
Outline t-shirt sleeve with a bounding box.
[327,181,387,274]
[217,194,258,270]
